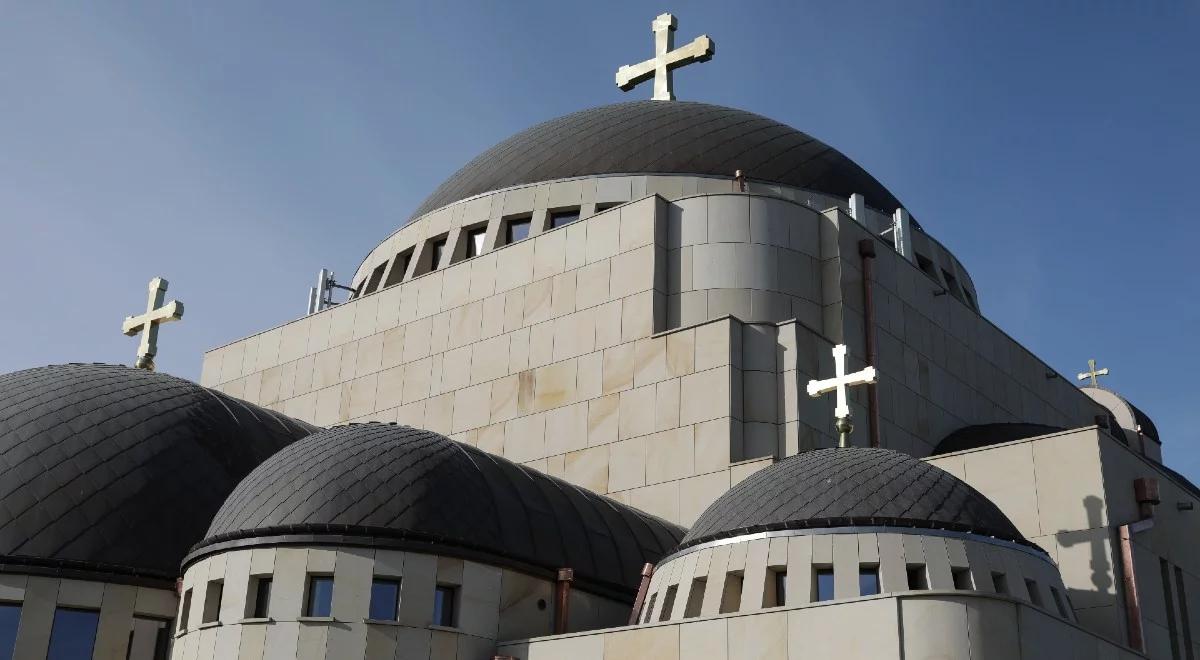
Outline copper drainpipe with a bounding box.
[627,563,655,625]
[857,239,881,448]
[1120,477,1161,652]
[554,568,574,634]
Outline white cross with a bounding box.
[1077,358,1109,388]
[122,277,184,371]
[616,13,715,101]
[806,344,877,420]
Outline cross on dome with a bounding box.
[122,277,184,371]
[615,13,715,101]
[807,344,878,446]
[1077,358,1110,387]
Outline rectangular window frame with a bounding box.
[47,607,100,660]
[177,589,192,631]
[368,578,403,622]
[361,262,388,296]
[246,576,272,620]
[304,575,335,618]
[813,566,835,602]
[0,601,21,660]
[858,565,880,597]
[201,579,223,624]
[763,568,787,608]
[906,564,929,591]
[548,207,581,230]
[952,567,974,591]
[682,577,706,618]
[433,584,457,628]
[658,584,678,621]
[464,225,488,260]
[718,572,744,614]
[503,215,532,245]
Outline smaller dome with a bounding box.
[681,448,1027,549]
[0,364,316,584]
[192,423,685,598]
[1082,386,1160,444]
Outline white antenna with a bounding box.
[306,268,357,315]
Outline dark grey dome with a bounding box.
[934,423,1066,455]
[192,423,685,599]
[680,448,1027,550]
[0,364,317,586]
[409,101,903,220]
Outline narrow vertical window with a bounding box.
[362,262,388,296]
[177,589,192,631]
[1024,579,1044,607]
[952,568,974,590]
[305,576,334,617]
[641,593,657,624]
[549,208,580,229]
[763,568,786,607]
[1174,566,1194,654]
[0,603,21,660]
[464,226,487,259]
[429,237,448,271]
[1161,558,1181,660]
[247,576,272,619]
[718,573,743,613]
[683,577,706,618]
[859,566,880,597]
[383,248,414,288]
[992,572,1009,595]
[658,585,678,621]
[128,616,171,660]
[814,567,835,602]
[369,579,402,622]
[433,585,456,627]
[47,608,99,660]
[906,565,928,591]
[1050,587,1069,619]
[202,579,223,623]
[504,216,531,244]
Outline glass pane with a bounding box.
[433,586,455,627]
[550,210,580,228]
[815,569,835,602]
[775,571,787,606]
[306,577,334,617]
[47,608,99,660]
[0,603,20,660]
[506,219,531,243]
[253,578,272,618]
[368,580,400,621]
[431,240,446,269]
[128,617,170,660]
[859,568,880,596]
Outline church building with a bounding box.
[0,13,1190,660]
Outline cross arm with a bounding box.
[616,59,657,90]
[663,35,715,69]
[122,300,184,335]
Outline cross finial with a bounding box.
[1077,358,1110,388]
[616,13,715,101]
[122,277,184,371]
[806,344,878,448]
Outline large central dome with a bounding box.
[410,101,902,220]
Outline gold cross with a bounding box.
[1076,358,1109,387]
[122,277,184,371]
[616,13,715,101]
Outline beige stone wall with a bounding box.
[639,529,1070,625]
[930,426,1200,659]
[173,545,627,660]
[0,573,176,660]
[496,592,1138,660]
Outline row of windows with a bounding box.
[179,574,458,631]
[643,562,1072,622]
[0,602,169,660]
[354,203,620,299]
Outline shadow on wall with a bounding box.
[1059,496,1119,633]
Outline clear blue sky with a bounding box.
[1,2,1197,475]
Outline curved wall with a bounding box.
[638,528,1072,626]
[172,545,627,660]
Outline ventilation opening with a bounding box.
[859,565,880,597]
[683,578,706,618]
[658,585,678,621]
[906,565,929,591]
[952,568,974,590]
[718,573,743,614]
[813,567,834,602]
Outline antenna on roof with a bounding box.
[306,268,358,315]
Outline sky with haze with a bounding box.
[1,2,1198,477]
